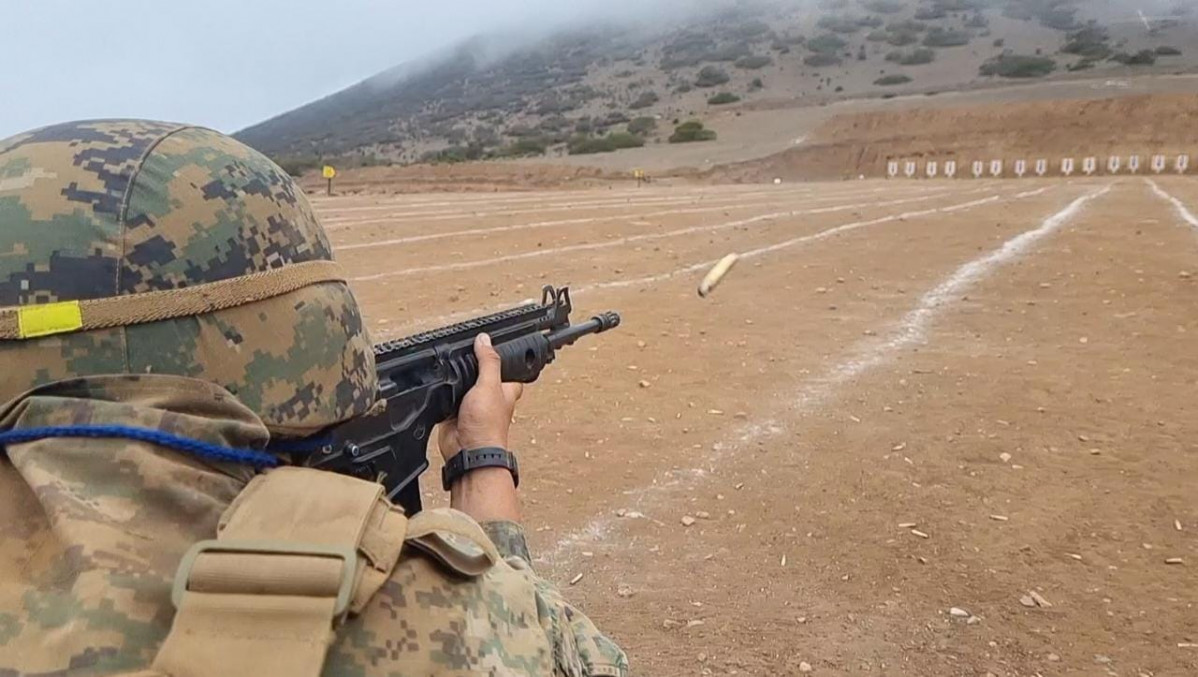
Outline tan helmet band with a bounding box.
[0,260,346,340]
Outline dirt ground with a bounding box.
[307,75,1198,195]
[312,176,1197,676]
[711,92,1198,183]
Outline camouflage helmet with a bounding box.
[0,120,376,436]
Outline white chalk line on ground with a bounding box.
[322,187,819,221]
[311,184,790,212]
[366,185,1044,343]
[1146,179,1198,229]
[321,183,929,229]
[322,187,836,226]
[574,187,1047,295]
[346,187,976,281]
[540,183,1112,566]
[336,185,958,253]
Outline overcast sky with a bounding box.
[0,0,697,139]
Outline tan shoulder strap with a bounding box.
[151,469,504,677]
[151,467,407,677]
[406,508,503,576]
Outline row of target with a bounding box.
[886,154,1191,178]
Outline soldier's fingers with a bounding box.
[474,333,502,387]
[501,382,524,405]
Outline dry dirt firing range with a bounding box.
[308,176,1197,676]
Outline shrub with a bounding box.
[630,91,660,109]
[708,92,741,105]
[422,145,483,164]
[735,55,773,69]
[935,0,983,9]
[604,111,631,126]
[965,13,988,28]
[887,31,920,46]
[818,15,864,33]
[874,74,913,85]
[705,43,752,62]
[923,28,971,47]
[807,34,848,53]
[1038,6,1079,30]
[627,117,658,136]
[913,5,947,20]
[979,54,1057,77]
[863,0,904,13]
[695,65,731,88]
[886,47,935,65]
[1062,26,1111,59]
[1110,50,1157,65]
[500,137,549,157]
[1156,45,1182,56]
[887,19,927,33]
[674,83,694,93]
[274,155,322,177]
[804,53,843,66]
[749,77,765,90]
[668,120,718,143]
[867,29,891,42]
[567,132,645,155]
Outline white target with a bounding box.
[972,161,985,178]
[945,160,957,178]
[904,161,917,178]
[1083,157,1097,175]
[1035,159,1048,176]
[1177,154,1190,174]
[1107,156,1121,174]
[990,159,1003,177]
[926,161,938,178]
[887,160,899,178]
[1152,155,1167,173]
[1014,159,1027,177]
[1128,155,1140,173]
[1061,158,1075,176]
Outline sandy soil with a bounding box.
[314,176,1198,676]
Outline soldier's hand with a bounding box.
[437,333,524,462]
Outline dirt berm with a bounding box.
[710,93,1198,182]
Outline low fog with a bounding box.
[0,0,759,139]
[0,0,1176,139]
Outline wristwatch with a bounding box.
[442,447,520,490]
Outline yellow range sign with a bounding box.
[322,165,337,179]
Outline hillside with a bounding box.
[235,0,1198,172]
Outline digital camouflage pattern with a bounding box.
[0,120,375,436]
[0,375,629,676]
[0,121,628,675]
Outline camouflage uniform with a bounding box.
[0,120,628,676]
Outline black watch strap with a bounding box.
[442,447,519,491]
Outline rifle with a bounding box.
[305,286,620,515]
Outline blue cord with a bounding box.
[0,425,280,468]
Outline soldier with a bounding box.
[0,120,629,677]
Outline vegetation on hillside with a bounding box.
[235,0,1197,166]
[886,47,935,65]
[979,54,1057,78]
[567,132,645,155]
[668,120,717,143]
